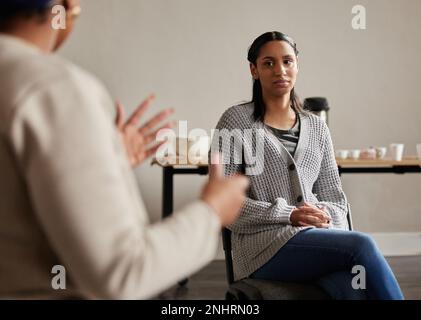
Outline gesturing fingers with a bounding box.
[143,141,168,160]
[143,121,176,146]
[127,94,155,127]
[139,108,174,135]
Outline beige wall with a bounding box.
[60,0,421,233]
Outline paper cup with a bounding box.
[416,144,421,161]
[389,143,404,161]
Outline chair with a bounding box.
[222,204,353,300]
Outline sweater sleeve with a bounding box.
[229,197,295,233]
[211,107,295,234]
[312,126,349,229]
[9,72,221,299]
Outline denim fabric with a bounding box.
[251,228,404,300]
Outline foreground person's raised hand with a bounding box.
[115,94,175,168]
[201,155,249,226]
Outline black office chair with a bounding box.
[222,205,353,300]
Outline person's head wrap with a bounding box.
[0,0,53,21]
[0,0,52,12]
[2,0,53,10]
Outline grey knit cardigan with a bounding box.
[212,102,350,281]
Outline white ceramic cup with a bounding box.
[350,149,361,160]
[389,143,405,161]
[416,144,421,160]
[336,150,349,160]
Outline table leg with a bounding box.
[162,166,188,287]
[163,167,173,219]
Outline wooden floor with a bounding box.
[158,256,421,300]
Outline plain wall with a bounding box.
[60,0,421,233]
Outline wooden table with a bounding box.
[152,158,209,220]
[337,157,421,175]
[152,156,421,219]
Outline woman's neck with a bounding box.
[263,94,297,130]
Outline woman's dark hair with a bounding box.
[247,31,304,121]
[0,0,53,31]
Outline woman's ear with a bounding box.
[249,63,258,80]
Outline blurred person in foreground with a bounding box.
[0,0,248,299]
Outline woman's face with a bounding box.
[250,40,298,99]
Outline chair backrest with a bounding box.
[222,206,353,285]
[222,228,234,285]
[346,203,354,231]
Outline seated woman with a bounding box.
[212,31,403,300]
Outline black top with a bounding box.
[266,115,300,157]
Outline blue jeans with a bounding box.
[250,228,404,300]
